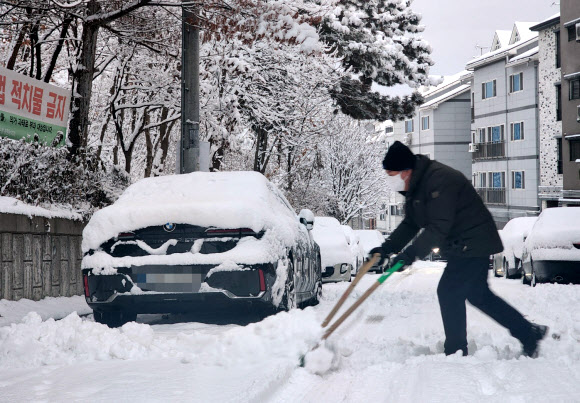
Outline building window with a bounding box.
[557,137,563,174]
[404,119,414,133]
[570,139,580,161]
[512,171,525,189]
[489,171,505,188]
[379,213,386,220]
[567,25,577,42]
[482,79,497,99]
[510,121,524,141]
[421,116,430,130]
[487,125,504,142]
[385,126,394,134]
[556,84,562,121]
[555,30,561,69]
[509,73,524,93]
[476,172,486,187]
[478,128,486,143]
[570,78,580,100]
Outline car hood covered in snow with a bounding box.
[312,217,352,268]
[525,207,580,261]
[82,172,301,265]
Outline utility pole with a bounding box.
[180,3,200,173]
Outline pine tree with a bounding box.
[318,0,434,121]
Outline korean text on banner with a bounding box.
[0,66,71,147]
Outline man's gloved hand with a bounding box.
[390,252,413,272]
[369,246,388,266]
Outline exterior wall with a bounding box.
[560,0,580,201]
[471,47,541,227]
[431,92,472,179]
[537,23,563,207]
[0,213,84,301]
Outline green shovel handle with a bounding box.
[377,260,406,284]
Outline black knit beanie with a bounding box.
[382,141,415,170]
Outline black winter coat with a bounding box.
[383,155,503,261]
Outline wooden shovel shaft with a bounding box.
[321,261,405,341]
[321,254,380,328]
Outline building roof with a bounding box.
[420,84,470,110]
[419,70,470,98]
[506,46,539,66]
[530,13,560,31]
[466,22,538,70]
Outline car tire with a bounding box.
[503,260,510,279]
[94,310,136,328]
[522,263,531,286]
[514,259,523,279]
[530,260,537,287]
[281,259,297,311]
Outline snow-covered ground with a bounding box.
[1,261,579,402]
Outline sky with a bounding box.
[411,0,558,77]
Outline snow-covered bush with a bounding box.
[0,138,129,217]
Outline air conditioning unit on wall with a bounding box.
[468,143,478,153]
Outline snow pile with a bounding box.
[0,296,91,327]
[524,207,580,261]
[0,196,83,221]
[311,217,353,268]
[303,342,340,375]
[0,308,322,370]
[82,172,299,253]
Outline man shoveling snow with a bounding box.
[370,141,548,357]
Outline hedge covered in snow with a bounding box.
[0,138,129,217]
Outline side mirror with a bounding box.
[298,209,315,231]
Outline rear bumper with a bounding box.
[531,260,580,284]
[83,263,275,314]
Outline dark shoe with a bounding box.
[522,324,548,358]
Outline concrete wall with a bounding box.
[537,23,563,206]
[0,213,84,301]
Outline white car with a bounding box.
[341,225,365,276]
[81,171,322,327]
[492,217,538,278]
[354,229,386,273]
[520,207,580,286]
[312,217,353,283]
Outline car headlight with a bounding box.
[432,248,440,254]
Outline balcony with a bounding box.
[476,187,506,205]
[472,141,506,161]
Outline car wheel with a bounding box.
[94,310,136,328]
[514,259,523,279]
[281,259,297,311]
[522,261,531,286]
[531,270,537,287]
[503,260,510,279]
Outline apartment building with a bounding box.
[467,22,541,228]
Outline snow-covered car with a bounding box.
[341,225,365,276]
[492,217,538,278]
[520,207,580,286]
[81,172,322,327]
[312,217,353,283]
[354,229,386,273]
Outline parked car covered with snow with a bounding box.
[341,225,365,276]
[312,217,353,283]
[81,172,322,327]
[492,217,537,278]
[520,207,580,286]
[355,229,386,273]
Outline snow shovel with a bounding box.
[321,254,381,327]
[299,259,406,367]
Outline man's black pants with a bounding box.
[437,256,533,355]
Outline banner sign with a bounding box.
[0,66,71,147]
